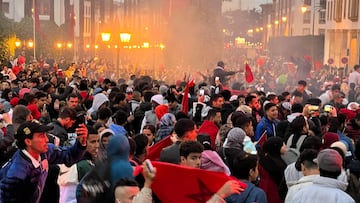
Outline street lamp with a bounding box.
[301,3,323,67]
[101,32,111,42]
[15,40,35,58]
[118,33,131,75]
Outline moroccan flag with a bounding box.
[146,135,172,161]
[256,130,267,149]
[181,80,195,115]
[133,161,247,203]
[245,63,254,83]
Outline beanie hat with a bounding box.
[322,132,340,149]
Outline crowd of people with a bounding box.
[0,53,360,203]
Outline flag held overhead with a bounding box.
[245,63,254,83]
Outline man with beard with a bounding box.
[245,95,262,133]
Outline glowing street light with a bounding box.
[15,41,21,47]
[274,20,279,25]
[27,41,34,48]
[282,16,287,22]
[120,33,131,43]
[85,44,90,49]
[56,43,62,49]
[301,5,308,13]
[142,42,150,48]
[101,32,111,42]
[67,43,73,48]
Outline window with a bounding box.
[344,0,347,18]
[319,10,326,23]
[327,1,330,20]
[2,2,9,13]
[84,2,91,34]
[348,0,359,21]
[334,0,343,22]
[330,1,333,20]
[38,0,50,16]
[303,11,311,24]
[320,0,327,8]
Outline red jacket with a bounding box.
[198,120,219,149]
[258,164,283,203]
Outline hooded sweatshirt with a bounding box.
[87,93,109,119]
[106,134,133,184]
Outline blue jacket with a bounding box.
[255,116,279,141]
[109,124,127,137]
[226,181,268,203]
[0,141,86,203]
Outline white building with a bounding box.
[324,0,360,68]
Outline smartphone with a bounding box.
[145,159,155,173]
[308,105,319,112]
[43,104,47,112]
[215,76,220,81]
[324,105,333,113]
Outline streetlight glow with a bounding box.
[15,41,21,47]
[274,20,279,25]
[86,44,90,49]
[94,45,99,49]
[101,32,111,42]
[28,41,34,48]
[56,43,62,49]
[120,33,131,43]
[143,42,150,48]
[67,43,73,48]
[282,16,287,22]
[301,5,308,13]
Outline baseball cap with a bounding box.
[15,120,53,140]
[316,149,343,172]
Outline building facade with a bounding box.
[324,0,360,68]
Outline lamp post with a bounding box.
[301,3,319,68]
[101,32,111,68]
[119,33,131,77]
